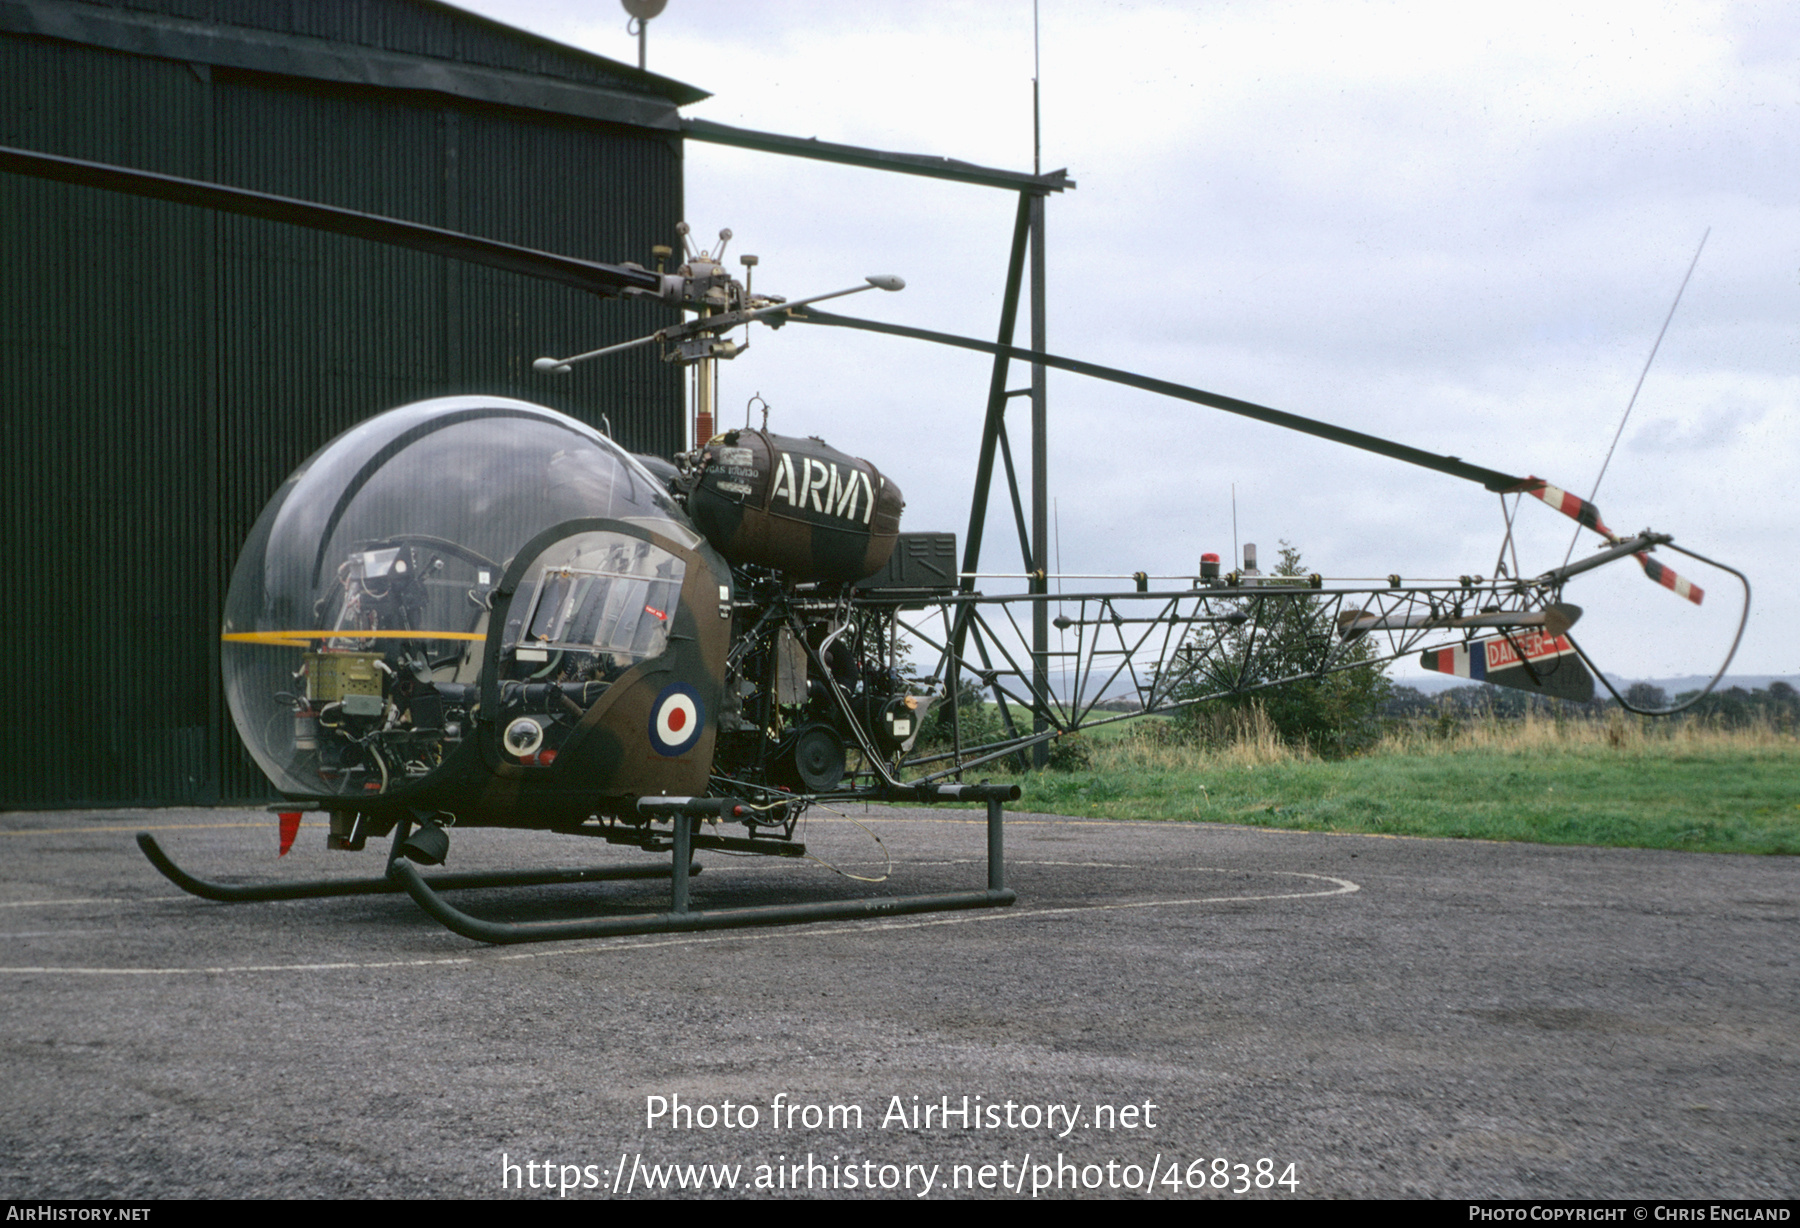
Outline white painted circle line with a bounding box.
[0,871,1358,977]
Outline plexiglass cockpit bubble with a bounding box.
[221,396,686,798]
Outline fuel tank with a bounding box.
[687,428,904,583]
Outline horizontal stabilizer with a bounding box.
[1420,632,1595,703]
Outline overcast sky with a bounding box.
[454,0,1795,685]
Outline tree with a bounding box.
[1169,542,1391,756]
[920,673,1006,754]
[1623,682,1669,711]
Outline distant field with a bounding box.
[940,717,1800,855]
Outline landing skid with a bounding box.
[388,785,1022,945]
[390,860,1013,945]
[140,784,1019,944]
[137,832,696,903]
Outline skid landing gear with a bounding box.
[137,827,697,904]
[387,785,1021,945]
[141,784,1019,945]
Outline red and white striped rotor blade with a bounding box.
[1513,477,1704,606]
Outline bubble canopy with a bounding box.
[222,396,690,797]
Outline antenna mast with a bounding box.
[1032,0,1041,176]
[621,0,667,72]
[1562,228,1709,566]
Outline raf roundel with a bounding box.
[649,684,704,757]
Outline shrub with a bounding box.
[1165,543,1390,758]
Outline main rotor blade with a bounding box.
[0,145,662,299]
[791,307,1525,493]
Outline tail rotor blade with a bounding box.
[1515,477,1608,533]
[1637,554,1704,605]
[1516,477,1704,606]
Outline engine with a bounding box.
[712,588,926,794]
[674,429,929,799]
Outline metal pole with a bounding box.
[671,815,692,914]
[996,415,1034,568]
[987,795,1005,892]
[957,192,1034,613]
[953,192,1037,736]
[1029,192,1049,767]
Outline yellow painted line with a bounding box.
[222,630,485,645]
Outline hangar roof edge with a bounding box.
[0,0,709,130]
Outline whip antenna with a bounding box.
[1564,227,1709,564]
[1032,0,1041,176]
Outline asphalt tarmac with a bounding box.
[0,805,1793,1200]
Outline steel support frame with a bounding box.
[956,187,1054,769]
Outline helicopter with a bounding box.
[0,143,1748,945]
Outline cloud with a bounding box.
[444,0,1796,678]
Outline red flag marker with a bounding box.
[278,811,301,857]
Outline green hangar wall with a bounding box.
[0,0,704,806]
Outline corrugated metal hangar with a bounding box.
[0,0,703,806]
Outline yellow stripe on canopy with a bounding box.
[222,630,486,647]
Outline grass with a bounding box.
[951,712,1800,855]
